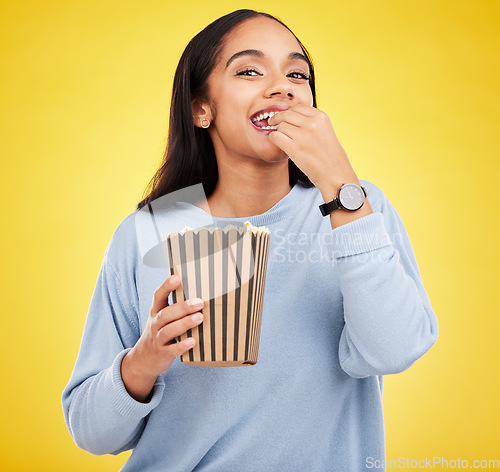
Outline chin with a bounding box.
[258,142,289,163]
[268,154,289,163]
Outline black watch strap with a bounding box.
[319,198,341,216]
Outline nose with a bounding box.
[265,73,295,99]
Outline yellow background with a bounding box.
[1,0,498,470]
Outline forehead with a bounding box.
[219,16,303,59]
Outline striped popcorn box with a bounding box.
[163,222,270,366]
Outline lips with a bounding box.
[250,105,290,132]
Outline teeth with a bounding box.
[251,110,280,122]
[260,126,278,130]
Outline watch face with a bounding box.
[339,184,365,211]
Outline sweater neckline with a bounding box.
[189,183,311,226]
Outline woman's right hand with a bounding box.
[121,274,204,402]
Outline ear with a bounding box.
[191,97,212,128]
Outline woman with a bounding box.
[62,9,438,471]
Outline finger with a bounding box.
[165,337,197,359]
[269,110,305,128]
[289,103,317,117]
[269,105,314,123]
[274,121,301,140]
[156,312,204,345]
[268,130,294,155]
[150,275,181,316]
[152,297,205,331]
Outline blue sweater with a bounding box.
[62,180,438,471]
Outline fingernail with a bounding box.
[187,298,204,308]
[191,313,203,323]
[185,338,195,348]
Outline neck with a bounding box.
[206,158,292,218]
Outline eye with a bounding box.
[288,71,310,80]
[236,68,262,77]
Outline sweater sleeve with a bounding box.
[329,182,438,378]
[61,220,165,455]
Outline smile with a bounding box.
[251,111,279,130]
[250,105,289,133]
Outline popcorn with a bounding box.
[244,220,270,235]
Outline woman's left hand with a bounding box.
[268,104,360,194]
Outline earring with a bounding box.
[200,118,210,129]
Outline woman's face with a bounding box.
[201,16,314,165]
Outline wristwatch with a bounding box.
[319,183,367,216]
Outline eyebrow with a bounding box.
[225,49,309,69]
